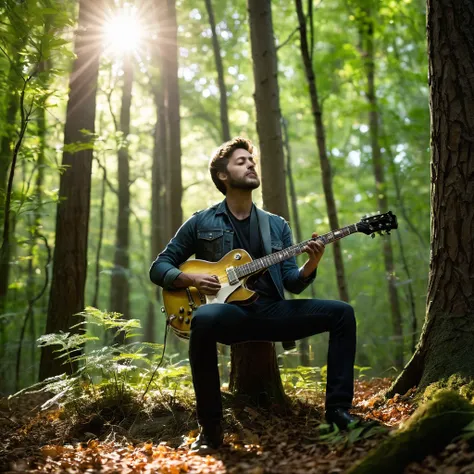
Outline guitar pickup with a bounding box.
[226,266,239,285]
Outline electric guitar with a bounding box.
[162,211,398,339]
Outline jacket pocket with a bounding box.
[197,229,224,261]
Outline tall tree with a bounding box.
[282,117,311,366]
[229,0,289,404]
[39,0,103,380]
[204,0,231,142]
[145,0,171,342]
[0,3,28,359]
[162,0,182,237]
[388,0,474,396]
[294,0,350,303]
[358,9,404,369]
[109,51,133,326]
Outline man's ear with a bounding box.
[217,171,227,182]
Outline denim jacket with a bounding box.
[149,200,316,299]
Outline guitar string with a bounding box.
[235,224,359,279]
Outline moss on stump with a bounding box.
[348,390,474,474]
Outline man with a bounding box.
[150,137,357,452]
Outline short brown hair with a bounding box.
[209,137,254,195]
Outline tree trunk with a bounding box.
[39,0,102,380]
[205,0,232,378]
[17,60,49,388]
[361,14,404,369]
[388,0,474,396]
[91,161,106,309]
[0,35,26,224]
[204,0,231,142]
[229,343,287,405]
[0,38,27,353]
[384,142,419,354]
[282,117,310,366]
[145,91,165,342]
[109,52,133,328]
[163,0,182,236]
[248,0,290,221]
[228,0,288,404]
[294,0,350,303]
[145,0,171,342]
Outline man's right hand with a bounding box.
[190,274,221,295]
[174,272,221,295]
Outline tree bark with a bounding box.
[162,0,182,236]
[204,0,231,142]
[91,160,106,309]
[282,117,310,366]
[204,0,232,378]
[229,342,287,405]
[228,0,288,404]
[39,0,102,380]
[247,0,290,221]
[361,13,404,369]
[294,0,350,303]
[389,0,474,396]
[109,51,133,329]
[145,0,171,342]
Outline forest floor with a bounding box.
[1,377,474,473]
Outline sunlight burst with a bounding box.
[104,6,143,55]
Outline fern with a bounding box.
[11,307,192,419]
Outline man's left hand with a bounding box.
[301,232,325,277]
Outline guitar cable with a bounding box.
[141,316,169,400]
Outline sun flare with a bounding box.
[104,6,143,55]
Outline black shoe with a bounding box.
[189,423,224,453]
[325,407,359,430]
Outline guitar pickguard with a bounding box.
[205,281,242,304]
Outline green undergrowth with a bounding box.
[10,307,196,439]
[10,307,379,448]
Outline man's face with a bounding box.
[221,148,260,192]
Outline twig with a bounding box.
[276,27,299,51]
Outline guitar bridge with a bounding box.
[226,266,239,285]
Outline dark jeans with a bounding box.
[188,297,356,426]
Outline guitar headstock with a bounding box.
[358,211,398,237]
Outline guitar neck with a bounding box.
[235,223,359,279]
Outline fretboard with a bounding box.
[235,223,359,279]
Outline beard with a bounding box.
[226,174,261,191]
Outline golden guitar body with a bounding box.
[162,249,257,339]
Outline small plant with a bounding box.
[10,307,185,419]
[280,365,324,392]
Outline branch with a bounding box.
[94,156,118,196]
[276,27,299,51]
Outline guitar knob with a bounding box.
[168,314,176,322]
[178,315,184,322]
[185,318,190,324]
[187,309,192,315]
[179,307,185,313]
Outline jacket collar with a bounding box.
[215,199,228,216]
